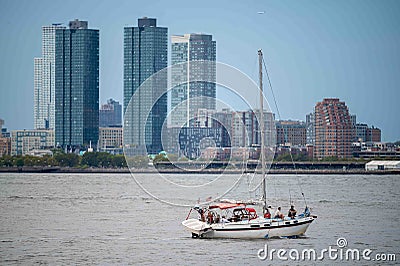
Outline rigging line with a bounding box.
[251,173,260,200]
[252,56,259,96]
[246,173,253,200]
[248,177,263,193]
[261,55,307,205]
[261,56,281,120]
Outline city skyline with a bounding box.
[0,0,399,141]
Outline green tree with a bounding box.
[54,153,79,167]
[42,155,58,166]
[51,148,65,157]
[23,155,36,166]
[80,152,99,167]
[0,155,14,167]
[15,157,24,167]
[321,156,339,162]
[111,155,127,168]
[275,153,292,162]
[97,152,112,168]
[293,153,310,161]
[126,155,149,169]
[153,153,168,164]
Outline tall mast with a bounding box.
[258,49,267,212]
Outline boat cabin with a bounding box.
[229,207,258,222]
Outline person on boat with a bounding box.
[221,215,229,223]
[196,207,205,222]
[288,205,297,219]
[304,206,311,217]
[215,214,220,223]
[274,207,284,219]
[207,211,214,224]
[264,206,271,219]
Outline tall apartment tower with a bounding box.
[55,19,99,149]
[34,24,66,129]
[314,98,355,159]
[170,33,216,127]
[123,17,168,155]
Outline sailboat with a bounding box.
[181,50,317,239]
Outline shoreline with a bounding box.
[0,166,399,175]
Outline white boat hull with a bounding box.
[182,216,315,239]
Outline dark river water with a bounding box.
[0,173,399,265]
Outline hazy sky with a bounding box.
[0,0,399,141]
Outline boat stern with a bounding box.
[182,219,213,237]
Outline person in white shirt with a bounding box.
[274,206,284,219]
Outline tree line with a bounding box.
[0,150,129,168]
[0,149,394,169]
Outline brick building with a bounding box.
[314,98,355,159]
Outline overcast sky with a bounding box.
[0,0,399,141]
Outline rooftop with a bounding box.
[366,160,400,166]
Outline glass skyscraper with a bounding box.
[123,17,168,155]
[55,19,99,149]
[34,24,65,130]
[170,34,216,127]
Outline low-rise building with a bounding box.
[26,149,53,157]
[353,141,400,158]
[366,126,381,142]
[0,119,11,156]
[355,124,381,142]
[98,127,123,154]
[200,146,263,161]
[276,120,306,146]
[365,160,400,171]
[0,136,11,156]
[11,129,54,156]
[355,123,368,142]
